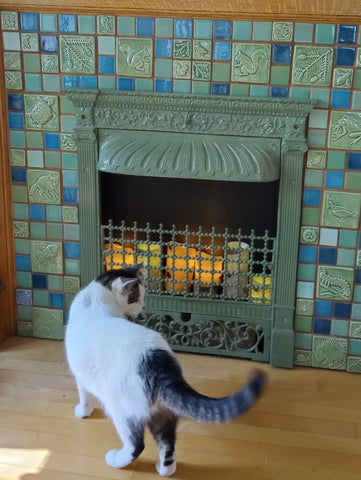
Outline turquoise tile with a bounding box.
[252,22,272,41]
[64,224,80,241]
[25,73,42,91]
[319,227,338,246]
[12,186,28,203]
[98,36,115,55]
[233,21,252,40]
[30,222,46,239]
[328,150,346,169]
[354,286,361,302]
[250,85,269,97]
[23,53,40,72]
[135,78,153,92]
[308,130,327,148]
[78,15,95,34]
[297,264,316,281]
[154,58,172,77]
[16,272,32,288]
[33,290,49,306]
[40,13,57,32]
[43,74,60,92]
[13,203,28,220]
[26,132,43,149]
[18,306,32,320]
[294,23,314,43]
[15,238,30,254]
[60,96,76,114]
[339,230,357,248]
[65,258,80,275]
[62,170,78,188]
[310,88,330,107]
[10,131,26,148]
[315,24,336,44]
[27,150,44,168]
[337,248,356,266]
[47,223,63,239]
[60,115,76,133]
[46,205,62,222]
[48,275,64,291]
[230,84,249,96]
[304,169,323,187]
[62,152,78,170]
[352,304,361,320]
[331,319,349,336]
[45,151,61,168]
[295,332,312,349]
[117,16,135,36]
[192,81,210,95]
[352,91,361,110]
[295,315,312,332]
[99,76,116,90]
[349,339,361,355]
[173,79,191,93]
[296,281,315,299]
[155,18,173,38]
[194,19,212,39]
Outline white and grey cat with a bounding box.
[65,265,267,476]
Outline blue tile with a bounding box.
[175,19,192,38]
[303,189,321,206]
[348,152,361,170]
[50,292,65,308]
[337,24,357,44]
[16,255,31,271]
[21,13,39,31]
[313,318,331,334]
[44,133,60,149]
[117,77,135,91]
[32,273,47,289]
[41,35,59,53]
[99,56,115,74]
[213,42,231,60]
[16,289,32,305]
[271,87,288,98]
[8,113,24,130]
[318,247,337,265]
[62,171,79,188]
[315,300,332,317]
[63,76,80,88]
[64,242,80,258]
[59,14,77,33]
[333,302,351,318]
[336,47,356,66]
[80,76,98,89]
[331,89,351,108]
[214,20,232,39]
[325,171,344,188]
[29,204,45,221]
[155,79,172,93]
[299,245,317,263]
[212,83,230,96]
[356,268,361,284]
[11,167,27,183]
[273,44,292,64]
[8,94,24,111]
[63,187,79,204]
[64,310,70,325]
[155,39,172,57]
[136,17,154,37]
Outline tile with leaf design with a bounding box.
[60,35,95,74]
[32,307,64,340]
[292,46,333,86]
[231,43,271,83]
[24,95,59,131]
[193,40,212,60]
[272,22,293,42]
[28,170,60,204]
[328,111,361,150]
[174,40,191,59]
[322,191,361,228]
[4,52,21,70]
[316,265,354,301]
[193,61,211,80]
[312,336,347,370]
[116,38,152,77]
[30,240,63,274]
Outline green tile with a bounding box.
[352,91,361,110]
[43,74,60,92]
[355,286,361,302]
[294,23,314,43]
[30,222,46,239]
[10,149,25,167]
[99,76,116,90]
[316,265,354,301]
[6,71,22,90]
[308,130,326,148]
[18,306,32,320]
[41,54,59,73]
[192,81,210,95]
[60,95,76,114]
[33,291,49,306]
[194,19,212,39]
[64,276,80,293]
[97,16,116,35]
[292,46,333,86]
[61,134,77,152]
[13,203,29,220]
[155,58,172,77]
[173,79,191,94]
[10,131,26,148]
[272,22,293,42]
[62,206,78,223]
[98,36,115,55]
[192,61,210,81]
[331,319,349,336]
[60,36,95,74]
[193,40,212,60]
[40,13,57,32]
[304,169,323,187]
[308,109,329,129]
[117,17,135,36]
[16,272,32,288]
[333,68,353,89]
[339,229,357,248]
[21,33,39,52]
[252,22,272,41]
[233,21,252,41]
[302,207,320,226]
[212,62,230,82]
[4,52,21,71]
[62,152,78,170]
[296,298,314,316]
[48,275,64,291]
[322,191,361,229]
[352,304,361,320]
[47,223,63,239]
[14,221,29,238]
[134,78,153,92]
[173,60,191,79]
[17,321,32,337]
[310,88,330,107]
[294,349,312,366]
[60,115,76,133]
[327,150,346,169]
[25,73,42,91]
[15,238,30,254]
[307,150,326,169]
[65,258,80,275]
[155,18,173,38]
[295,332,312,349]
[329,111,361,150]
[24,95,59,131]
[12,186,28,203]
[65,294,76,308]
[78,15,96,34]
[117,38,153,76]
[64,224,79,241]
[28,170,60,204]
[23,53,40,73]
[312,335,347,370]
[315,24,335,44]
[270,66,290,85]
[345,172,361,190]
[300,226,319,245]
[297,264,316,281]
[354,70,361,88]
[1,11,19,30]
[349,339,361,356]
[47,205,62,222]
[232,44,271,83]
[26,132,43,149]
[31,240,63,274]
[347,356,361,373]
[45,151,61,168]
[32,307,64,340]
[295,315,312,332]
[230,84,249,97]
[250,85,269,97]
[174,40,191,59]
[337,248,355,266]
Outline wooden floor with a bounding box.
[1,337,361,480]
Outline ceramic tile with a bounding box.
[60,35,95,74]
[312,335,347,369]
[15,238,30,254]
[14,221,29,238]
[294,23,314,43]
[295,315,312,332]
[117,78,134,91]
[327,150,346,169]
[32,307,64,339]
[64,224,79,241]
[352,303,361,319]
[46,223,63,239]
[174,19,192,39]
[173,60,191,79]
[136,18,154,37]
[174,39,191,59]
[97,16,115,35]
[316,265,354,301]
[21,13,38,32]
[65,258,80,275]
[294,349,312,366]
[212,63,230,82]
[322,191,361,228]
[5,71,22,90]
[13,203,29,220]
[347,356,361,373]
[300,226,319,245]
[10,149,25,166]
[44,151,61,168]
[270,66,290,85]
[192,62,210,80]
[297,264,316,281]
[337,248,355,266]
[296,281,315,299]
[12,185,28,202]
[1,11,19,30]
[117,38,152,76]
[272,22,293,42]
[8,93,24,111]
[48,275,63,291]
[292,46,333,86]
[117,17,135,36]
[307,150,326,169]
[339,230,357,248]
[252,22,272,41]
[27,170,60,204]
[3,32,21,51]
[21,33,39,52]
[320,227,338,246]
[233,21,252,41]
[17,320,33,337]
[30,240,63,273]
[30,222,46,239]
[64,276,80,293]
[4,52,21,70]
[59,14,76,33]
[173,80,191,94]
[193,40,211,60]
[295,332,312,349]
[230,84,249,96]
[333,68,353,88]
[43,74,60,92]
[24,94,59,130]
[211,83,229,95]
[331,319,349,336]
[155,18,173,38]
[213,41,232,61]
[345,172,361,190]
[78,15,95,34]
[17,272,32,288]
[299,245,317,262]
[231,43,271,83]
[296,298,314,316]
[301,207,320,226]
[315,24,335,44]
[336,47,356,66]
[46,205,61,222]
[192,81,210,94]
[40,13,57,32]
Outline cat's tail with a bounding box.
[143,349,267,423]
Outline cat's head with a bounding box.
[96,264,145,317]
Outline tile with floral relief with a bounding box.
[116,38,152,77]
[316,265,354,301]
[64,276,80,293]
[173,60,191,79]
[312,336,347,370]
[60,35,95,74]
[17,320,33,337]
[332,68,353,89]
[4,52,21,70]
[322,191,361,229]
[294,349,311,366]
[1,11,18,30]
[32,307,64,340]
[193,61,211,80]
[21,33,39,52]
[347,356,361,373]
[300,226,319,245]
[28,170,60,204]
[30,240,63,274]
[10,149,26,166]
[5,71,22,90]
[307,150,326,169]
[41,54,59,73]
[14,221,29,238]
[193,40,212,60]
[24,95,59,131]
[292,46,333,86]
[231,44,271,83]
[329,111,361,150]
[272,22,293,42]
[97,15,115,35]
[61,133,77,151]
[174,39,191,59]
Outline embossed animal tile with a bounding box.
[322,191,361,228]
[28,170,60,204]
[24,95,59,131]
[231,43,271,83]
[316,265,354,301]
[117,38,153,77]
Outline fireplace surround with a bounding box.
[67,89,315,368]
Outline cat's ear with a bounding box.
[119,278,139,295]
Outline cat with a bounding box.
[65,264,267,476]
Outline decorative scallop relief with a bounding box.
[312,336,347,370]
[292,46,333,86]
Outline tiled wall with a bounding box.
[1,11,361,370]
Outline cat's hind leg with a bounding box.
[149,409,177,476]
[74,377,94,418]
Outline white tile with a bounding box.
[320,227,338,246]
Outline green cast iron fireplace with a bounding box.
[67,89,315,368]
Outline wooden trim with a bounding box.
[0,35,17,342]
[0,0,361,23]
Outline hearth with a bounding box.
[67,89,315,367]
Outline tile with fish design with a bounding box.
[60,35,95,74]
[24,94,59,131]
[312,335,347,370]
[4,52,21,70]
[322,191,361,229]
[231,43,271,83]
[117,38,152,77]
[30,240,63,274]
[294,349,312,366]
[316,265,354,301]
[28,170,60,204]
[347,356,361,373]
[328,111,361,150]
[32,307,64,340]
[307,150,326,169]
[292,46,333,86]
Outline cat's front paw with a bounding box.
[105,449,132,469]
[74,402,93,418]
[156,460,177,476]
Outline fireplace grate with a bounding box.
[102,219,275,304]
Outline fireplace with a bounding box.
[67,89,315,367]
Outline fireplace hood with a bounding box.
[98,131,280,182]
